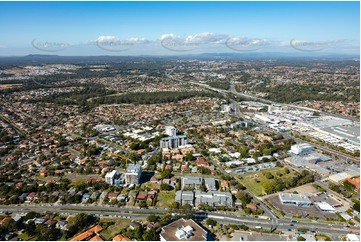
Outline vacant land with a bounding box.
[0,84,22,90]
[155,190,175,208]
[99,218,132,240]
[239,167,298,196]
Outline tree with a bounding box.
[2,219,17,232]
[130,226,144,240]
[206,219,217,227]
[343,180,356,192]
[160,183,172,191]
[297,236,306,241]
[264,172,274,179]
[25,221,36,236]
[353,200,360,213]
[275,183,285,192]
[238,192,252,209]
[23,212,40,221]
[36,224,60,241]
[147,215,159,223]
[185,153,195,161]
[239,224,249,231]
[160,169,172,179]
[237,183,246,190]
[168,202,179,209]
[142,228,159,241]
[139,201,147,208]
[263,180,276,194]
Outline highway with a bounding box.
[0,204,356,238]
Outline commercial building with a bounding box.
[290,143,314,155]
[160,218,207,241]
[125,164,142,185]
[328,172,351,184]
[279,193,312,207]
[316,202,337,213]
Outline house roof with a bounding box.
[70,225,103,241]
[90,235,104,241]
[246,203,257,210]
[345,177,360,189]
[220,181,229,187]
[0,216,12,224]
[112,235,131,241]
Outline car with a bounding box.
[290,224,294,226]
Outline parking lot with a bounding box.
[266,194,339,220]
[232,231,288,241]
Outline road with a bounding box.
[0,204,356,237]
[186,76,359,163]
[0,114,27,136]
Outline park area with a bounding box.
[239,167,312,196]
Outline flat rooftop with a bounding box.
[321,125,360,145]
[160,218,206,241]
[279,193,311,203]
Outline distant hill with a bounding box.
[0,52,358,67]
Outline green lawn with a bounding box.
[240,167,297,196]
[99,218,132,240]
[18,233,33,241]
[140,181,160,191]
[316,234,331,241]
[155,190,175,208]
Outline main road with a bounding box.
[0,204,355,238]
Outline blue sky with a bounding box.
[0,1,359,56]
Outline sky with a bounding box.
[0,1,359,56]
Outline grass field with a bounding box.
[18,233,33,241]
[155,190,175,208]
[316,234,331,241]
[99,218,132,240]
[240,167,297,196]
[0,84,22,90]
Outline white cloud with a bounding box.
[184,32,228,44]
[288,39,357,52]
[160,32,228,45]
[91,35,149,46]
[226,36,270,46]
